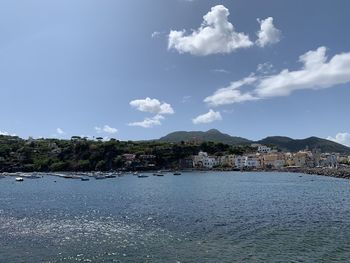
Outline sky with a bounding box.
[1,0,350,146]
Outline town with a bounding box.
[191,144,342,170]
[1,135,350,179]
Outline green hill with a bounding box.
[257,136,350,154]
[159,129,252,145]
[159,130,350,154]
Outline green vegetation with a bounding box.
[0,135,255,172]
[159,129,252,145]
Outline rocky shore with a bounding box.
[283,166,350,179]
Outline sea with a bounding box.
[1,171,350,262]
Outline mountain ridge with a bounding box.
[159,130,350,154]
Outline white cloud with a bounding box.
[256,62,275,75]
[128,115,164,128]
[129,97,174,115]
[95,125,118,134]
[151,31,162,38]
[0,130,16,136]
[56,128,65,135]
[256,17,281,47]
[211,69,230,74]
[181,95,191,103]
[205,47,350,106]
[192,109,222,124]
[327,133,350,147]
[256,46,350,98]
[168,5,253,56]
[204,75,258,106]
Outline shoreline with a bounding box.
[2,167,350,180]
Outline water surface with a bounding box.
[1,172,350,262]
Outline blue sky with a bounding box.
[1,0,350,145]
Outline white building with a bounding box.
[235,156,246,169]
[258,145,271,154]
[321,153,338,168]
[245,155,260,168]
[234,155,261,169]
[217,155,235,167]
[193,151,218,169]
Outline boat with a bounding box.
[153,170,165,176]
[15,177,24,182]
[95,176,106,180]
[133,172,138,176]
[173,172,181,176]
[62,174,73,179]
[81,177,90,181]
[137,174,149,178]
[23,174,41,179]
[105,174,117,178]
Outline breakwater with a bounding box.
[284,166,350,179]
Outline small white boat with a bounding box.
[15,177,24,182]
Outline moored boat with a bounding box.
[137,174,149,178]
[15,177,24,182]
[23,174,41,179]
[153,170,165,176]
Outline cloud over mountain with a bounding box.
[192,109,222,124]
[327,132,350,147]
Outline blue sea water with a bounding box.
[1,172,350,262]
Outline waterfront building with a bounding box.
[245,155,260,168]
[193,151,218,169]
[234,156,246,169]
[262,153,285,169]
[218,155,235,167]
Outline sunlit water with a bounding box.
[1,172,350,262]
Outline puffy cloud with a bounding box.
[327,133,350,147]
[129,97,174,128]
[204,75,258,106]
[256,17,281,47]
[168,5,253,56]
[129,97,174,115]
[128,115,164,128]
[95,125,118,134]
[192,109,222,124]
[0,130,16,136]
[205,47,350,106]
[56,128,65,135]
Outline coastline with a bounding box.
[2,167,350,180]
